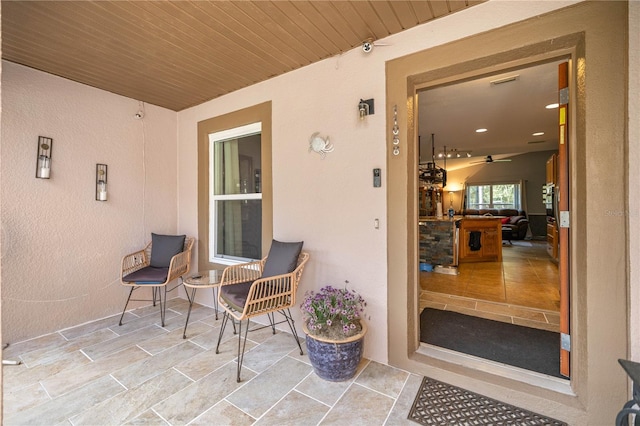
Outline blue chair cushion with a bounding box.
[123,266,169,284]
[220,281,253,311]
[150,233,186,268]
[261,240,303,278]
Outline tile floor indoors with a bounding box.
[2,298,424,425]
[420,240,561,332]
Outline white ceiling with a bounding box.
[418,59,566,170]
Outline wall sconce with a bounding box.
[96,164,108,201]
[358,98,375,120]
[35,136,53,179]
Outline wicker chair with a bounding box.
[215,241,309,382]
[118,234,194,327]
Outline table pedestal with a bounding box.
[183,270,223,339]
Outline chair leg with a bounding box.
[215,312,249,382]
[119,287,135,326]
[267,312,276,334]
[158,286,166,327]
[216,312,231,354]
[281,308,304,356]
[236,319,250,382]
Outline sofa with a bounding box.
[462,208,529,241]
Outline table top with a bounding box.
[183,270,224,287]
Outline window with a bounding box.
[466,182,521,210]
[209,123,262,264]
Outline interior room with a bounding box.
[415,61,565,378]
[0,1,638,425]
[417,60,561,315]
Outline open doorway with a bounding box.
[416,59,569,378]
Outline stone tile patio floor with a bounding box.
[2,298,424,425]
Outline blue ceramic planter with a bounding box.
[303,322,367,382]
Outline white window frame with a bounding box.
[466,181,522,210]
[209,122,262,265]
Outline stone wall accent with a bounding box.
[419,220,455,266]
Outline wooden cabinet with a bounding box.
[547,222,559,261]
[419,187,443,217]
[458,217,502,262]
[546,153,558,185]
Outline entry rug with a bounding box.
[420,308,562,378]
[408,376,567,425]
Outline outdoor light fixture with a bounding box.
[96,164,108,201]
[358,98,374,120]
[36,136,53,179]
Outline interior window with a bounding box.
[209,123,262,263]
[466,182,521,210]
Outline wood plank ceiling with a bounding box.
[2,1,484,111]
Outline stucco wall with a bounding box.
[1,62,178,343]
[177,51,390,362]
[176,1,584,365]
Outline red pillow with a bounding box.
[501,217,510,224]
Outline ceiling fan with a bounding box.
[471,155,512,164]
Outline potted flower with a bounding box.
[300,281,367,381]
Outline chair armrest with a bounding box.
[167,249,191,283]
[121,249,149,278]
[220,258,266,286]
[242,273,295,318]
[238,252,310,318]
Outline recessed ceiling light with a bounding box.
[545,103,559,109]
[532,132,545,136]
[475,128,487,133]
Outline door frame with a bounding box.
[385,2,628,422]
[409,52,574,380]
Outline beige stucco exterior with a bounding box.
[1,62,180,344]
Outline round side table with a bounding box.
[182,269,223,339]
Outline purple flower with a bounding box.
[300,281,366,337]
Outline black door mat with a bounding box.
[408,376,567,425]
[420,308,564,378]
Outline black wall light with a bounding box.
[358,99,375,120]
